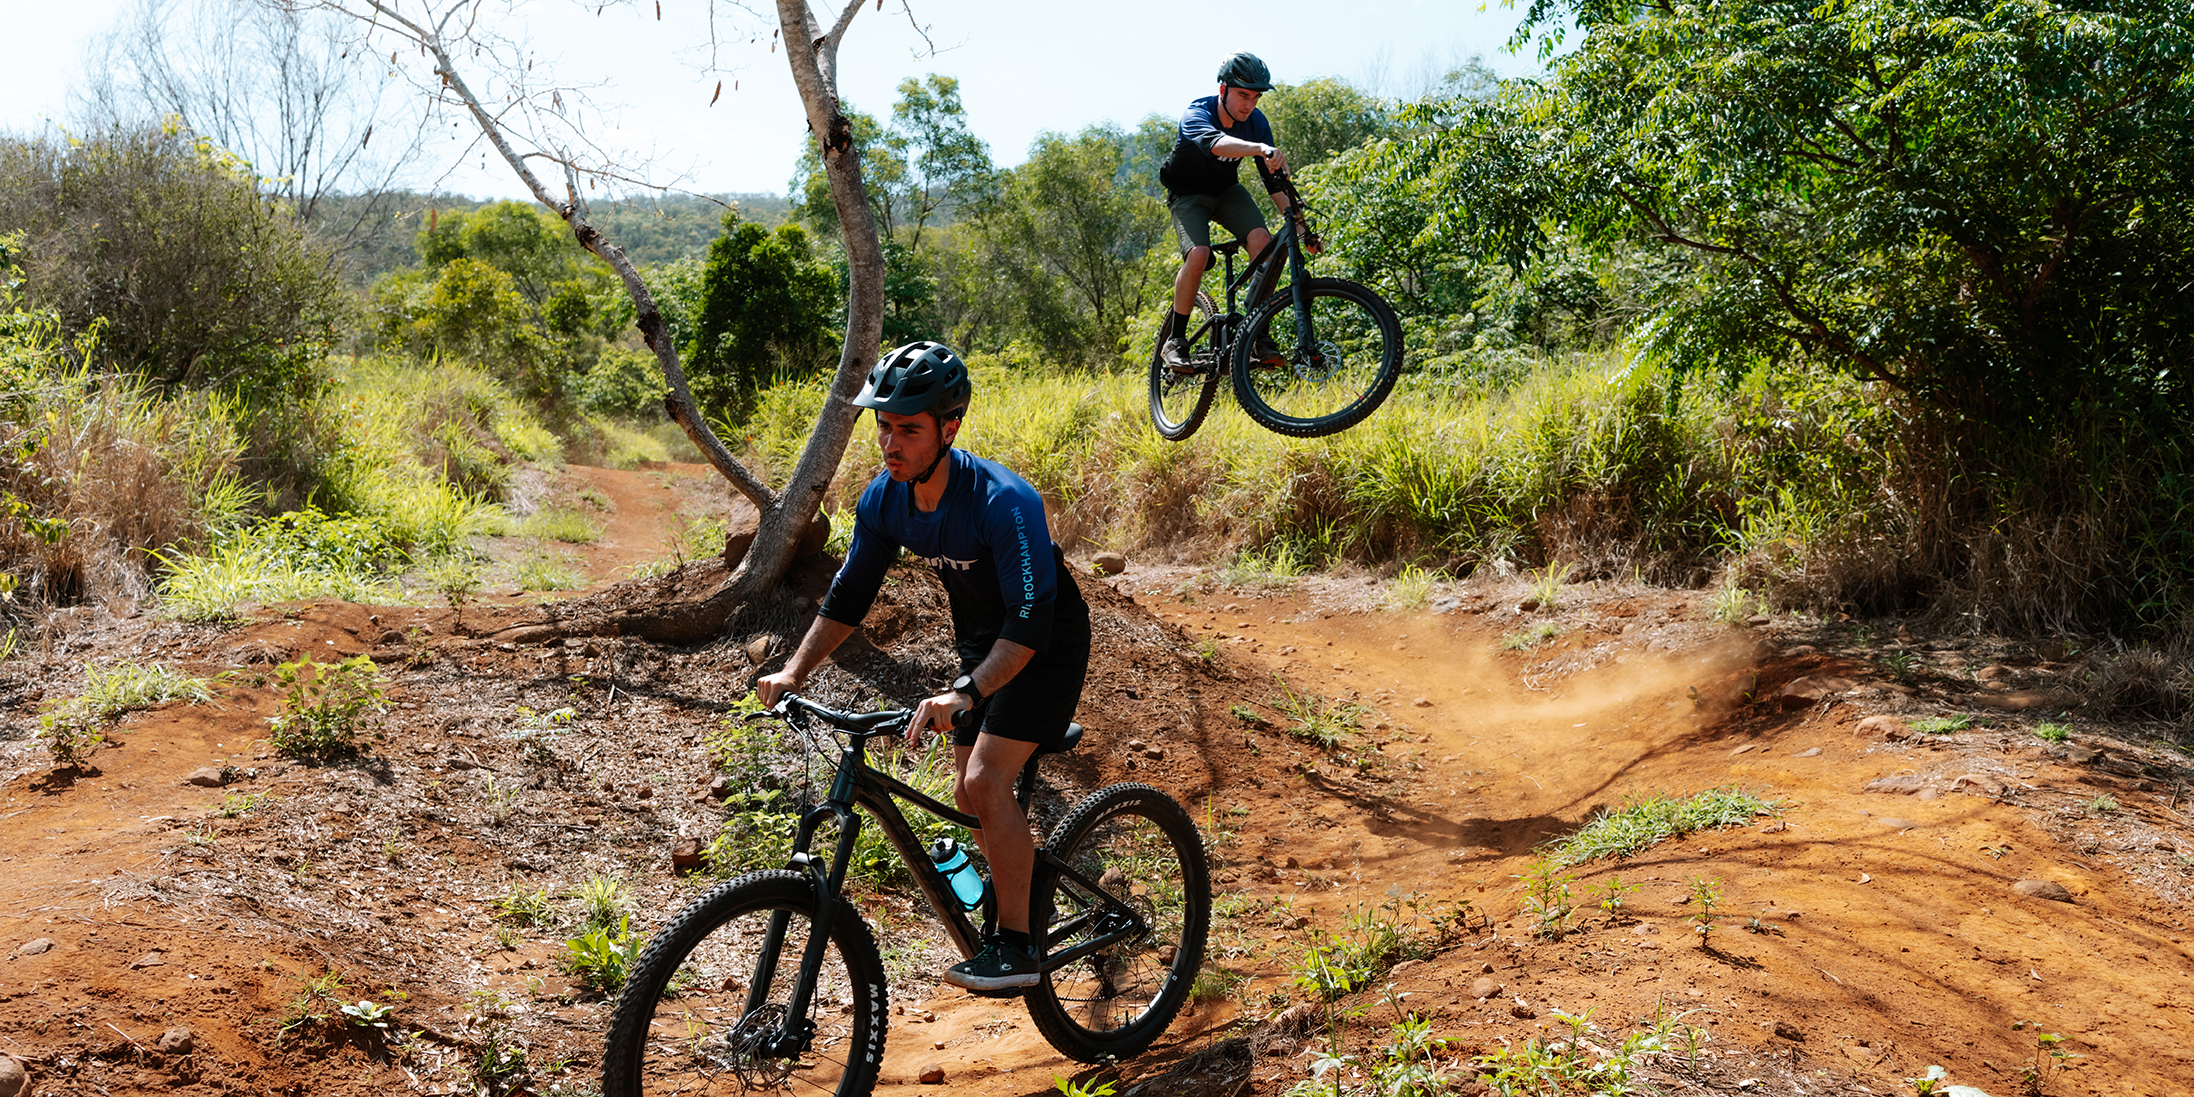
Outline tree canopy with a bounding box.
[1337,0,2194,422]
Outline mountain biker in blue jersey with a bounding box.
[756,340,1091,993]
[1159,51,1299,370]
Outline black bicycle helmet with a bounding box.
[1216,52,1273,92]
[854,340,972,421]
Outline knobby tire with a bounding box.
[1023,783,1211,1062]
[602,870,888,1097]
[1233,277,1403,437]
[1148,292,1221,441]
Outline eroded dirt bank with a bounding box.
[2,461,2188,1097]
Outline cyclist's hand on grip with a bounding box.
[755,668,802,711]
[1260,145,1288,175]
[908,690,972,746]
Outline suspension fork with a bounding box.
[744,752,865,1055]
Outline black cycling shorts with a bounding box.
[954,630,1090,749]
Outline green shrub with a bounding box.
[265,655,388,759]
[0,123,343,398]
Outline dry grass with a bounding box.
[2,371,244,609]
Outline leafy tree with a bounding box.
[1411,0,2194,419]
[1258,77,1396,170]
[969,124,1171,365]
[417,200,592,308]
[0,123,342,401]
[687,213,839,424]
[793,75,996,249]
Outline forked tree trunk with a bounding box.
[296,0,889,637]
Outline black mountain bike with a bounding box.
[601,694,1211,1097]
[1149,172,1404,441]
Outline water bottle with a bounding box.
[929,837,987,911]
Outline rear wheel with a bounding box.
[602,871,887,1097]
[1233,277,1403,437]
[1148,292,1221,441]
[1023,783,1210,1062]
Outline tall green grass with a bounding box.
[746,352,1739,580]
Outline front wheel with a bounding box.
[1234,277,1403,437]
[1024,783,1211,1063]
[1148,292,1221,441]
[602,870,888,1097]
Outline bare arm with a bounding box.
[1211,135,1290,177]
[755,616,858,707]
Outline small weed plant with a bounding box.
[1271,675,1367,751]
[1501,621,1561,650]
[1910,714,1975,735]
[1219,540,1309,589]
[1544,788,1778,865]
[339,999,396,1032]
[561,914,642,992]
[1687,876,1723,947]
[1708,579,1768,624]
[265,654,387,759]
[1591,876,1638,918]
[39,662,214,763]
[1880,649,1921,681]
[215,791,270,818]
[2032,721,2071,743]
[1289,890,1465,1001]
[417,554,484,609]
[1052,1074,1118,1097]
[515,550,586,591]
[571,874,631,932]
[1517,859,1577,940]
[1530,561,1575,609]
[276,969,351,1043]
[2087,794,2120,816]
[1381,562,1437,611]
[1474,1004,1704,1097]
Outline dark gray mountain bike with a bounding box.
[601,693,1211,1097]
[1149,171,1404,440]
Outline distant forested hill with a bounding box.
[316,190,791,285]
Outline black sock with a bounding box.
[1168,310,1191,340]
[998,928,1032,950]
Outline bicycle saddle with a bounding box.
[1036,722,1085,757]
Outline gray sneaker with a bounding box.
[1161,336,1195,372]
[942,938,1040,991]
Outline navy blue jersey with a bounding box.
[818,448,1086,664]
[1158,94,1283,198]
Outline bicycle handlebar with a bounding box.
[753,692,979,736]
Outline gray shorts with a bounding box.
[1169,185,1268,255]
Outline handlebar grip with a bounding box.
[950,706,977,731]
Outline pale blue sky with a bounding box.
[5,0,1538,200]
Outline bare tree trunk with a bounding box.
[737,0,889,605]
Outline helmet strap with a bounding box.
[911,443,951,486]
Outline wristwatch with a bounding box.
[950,674,985,707]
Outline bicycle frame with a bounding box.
[1186,182,1316,367]
[747,696,1149,1051]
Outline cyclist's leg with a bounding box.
[1212,184,1271,269]
[1167,193,1220,321]
[952,735,1041,933]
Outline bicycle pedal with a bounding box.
[963,985,1025,1000]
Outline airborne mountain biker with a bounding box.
[1159,51,1298,370]
[756,341,1092,993]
